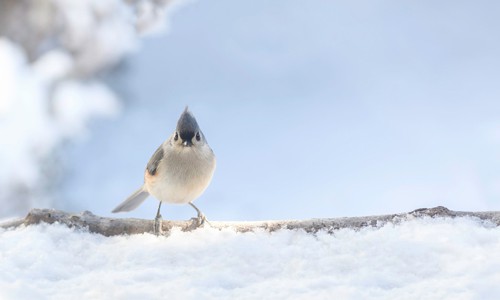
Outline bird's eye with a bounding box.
[174,132,179,141]
[195,132,201,141]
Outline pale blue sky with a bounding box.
[64,0,500,220]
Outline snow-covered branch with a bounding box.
[2,206,500,236]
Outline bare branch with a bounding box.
[2,206,500,236]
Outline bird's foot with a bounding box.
[154,214,163,235]
[190,212,210,228]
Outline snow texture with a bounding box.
[1,217,499,299]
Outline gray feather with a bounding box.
[146,145,164,175]
[111,187,149,213]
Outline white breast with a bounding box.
[144,144,216,204]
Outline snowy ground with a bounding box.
[1,216,499,299]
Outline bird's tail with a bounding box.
[112,186,149,213]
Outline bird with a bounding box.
[111,107,216,234]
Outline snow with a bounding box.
[0,0,188,218]
[1,2,499,296]
[1,217,500,299]
[0,40,60,210]
[52,80,121,137]
[0,39,121,215]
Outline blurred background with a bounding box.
[1,0,500,221]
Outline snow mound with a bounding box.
[1,217,499,299]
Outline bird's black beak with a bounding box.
[182,140,193,147]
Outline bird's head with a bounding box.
[171,107,206,148]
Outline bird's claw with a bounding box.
[190,213,210,228]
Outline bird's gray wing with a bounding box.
[146,145,164,175]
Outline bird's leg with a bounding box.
[188,202,208,227]
[154,201,163,235]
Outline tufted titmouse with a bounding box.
[112,107,216,233]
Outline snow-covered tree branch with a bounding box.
[2,206,500,236]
